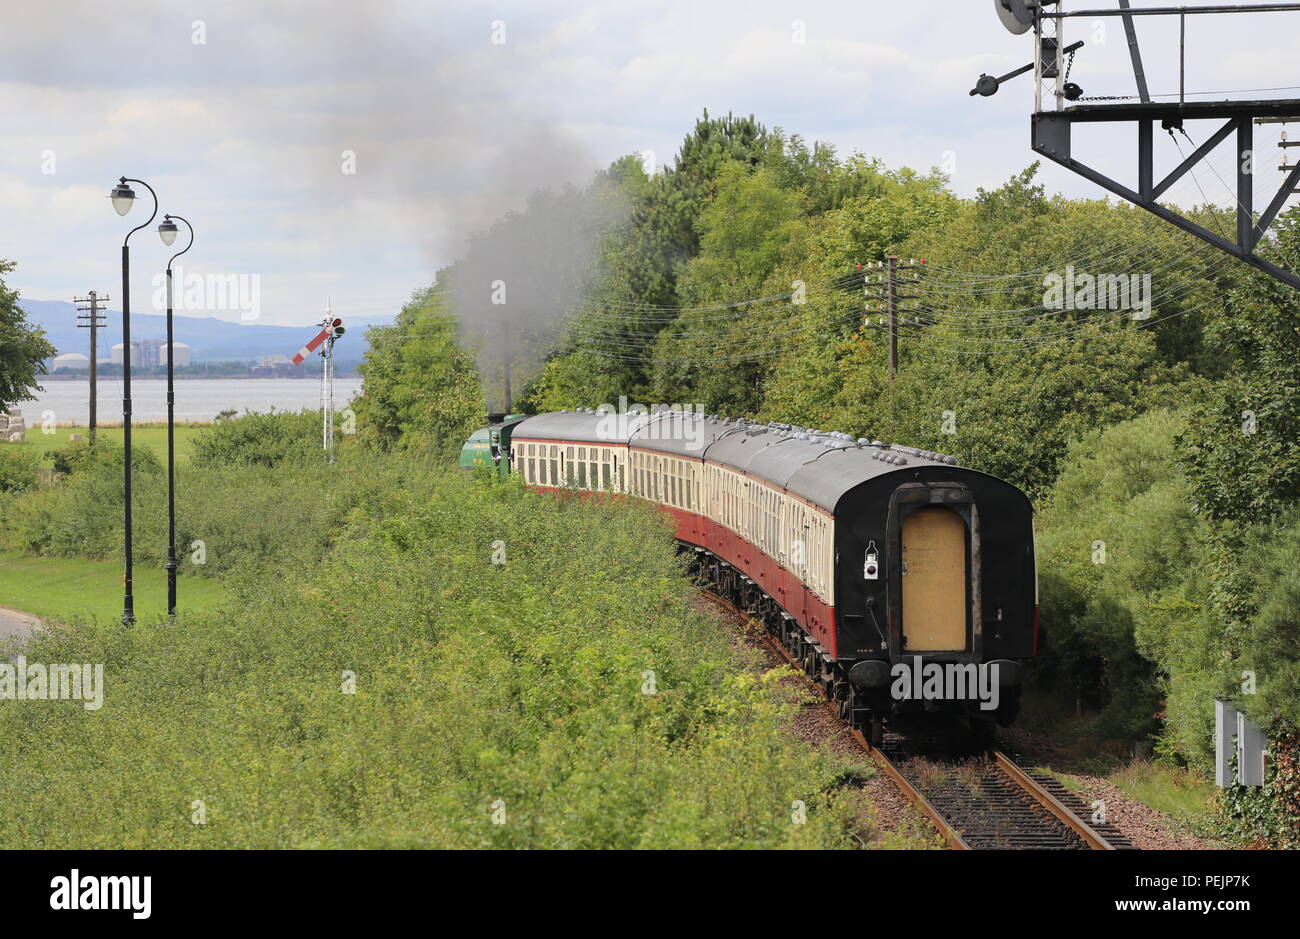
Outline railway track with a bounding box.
[701,588,1130,851]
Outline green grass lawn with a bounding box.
[0,550,225,624]
[10,423,207,468]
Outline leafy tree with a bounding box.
[0,260,56,412]
[1236,514,1300,732]
[353,289,485,460]
[649,162,809,411]
[1179,208,1300,523]
[1036,410,1212,746]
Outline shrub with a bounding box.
[0,444,40,492]
[190,409,324,469]
[1035,409,1210,746]
[0,464,866,848]
[0,442,162,559]
[50,438,161,477]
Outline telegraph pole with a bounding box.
[74,291,109,445]
[886,256,898,383]
[864,257,926,384]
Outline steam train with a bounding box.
[460,408,1038,744]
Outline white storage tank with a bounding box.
[160,342,191,367]
[51,352,90,371]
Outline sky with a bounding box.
[2,0,1298,327]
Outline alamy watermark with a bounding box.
[0,657,103,710]
[594,396,707,451]
[1043,265,1152,320]
[50,870,150,919]
[890,656,1000,711]
[151,263,261,321]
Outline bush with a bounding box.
[190,409,325,469]
[0,444,40,492]
[0,442,162,559]
[0,463,866,848]
[49,438,161,477]
[1035,410,1211,746]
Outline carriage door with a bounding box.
[896,498,974,653]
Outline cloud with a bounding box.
[1,0,1295,325]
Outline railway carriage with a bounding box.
[498,408,1038,744]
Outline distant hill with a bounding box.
[20,299,394,366]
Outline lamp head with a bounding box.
[110,179,137,216]
[158,216,179,246]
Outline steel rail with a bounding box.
[697,587,1123,851]
[993,751,1117,850]
[699,590,972,848]
[864,743,973,850]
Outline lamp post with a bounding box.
[158,215,192,618]
[109,176,158,626]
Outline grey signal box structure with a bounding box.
[977,2,1300,291]
[1216,699,1267,788]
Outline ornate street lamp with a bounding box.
[158,214,193,617]
[109,176,158,626]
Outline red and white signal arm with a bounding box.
[290,327,331,365]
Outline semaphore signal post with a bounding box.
[290,301,346,460]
